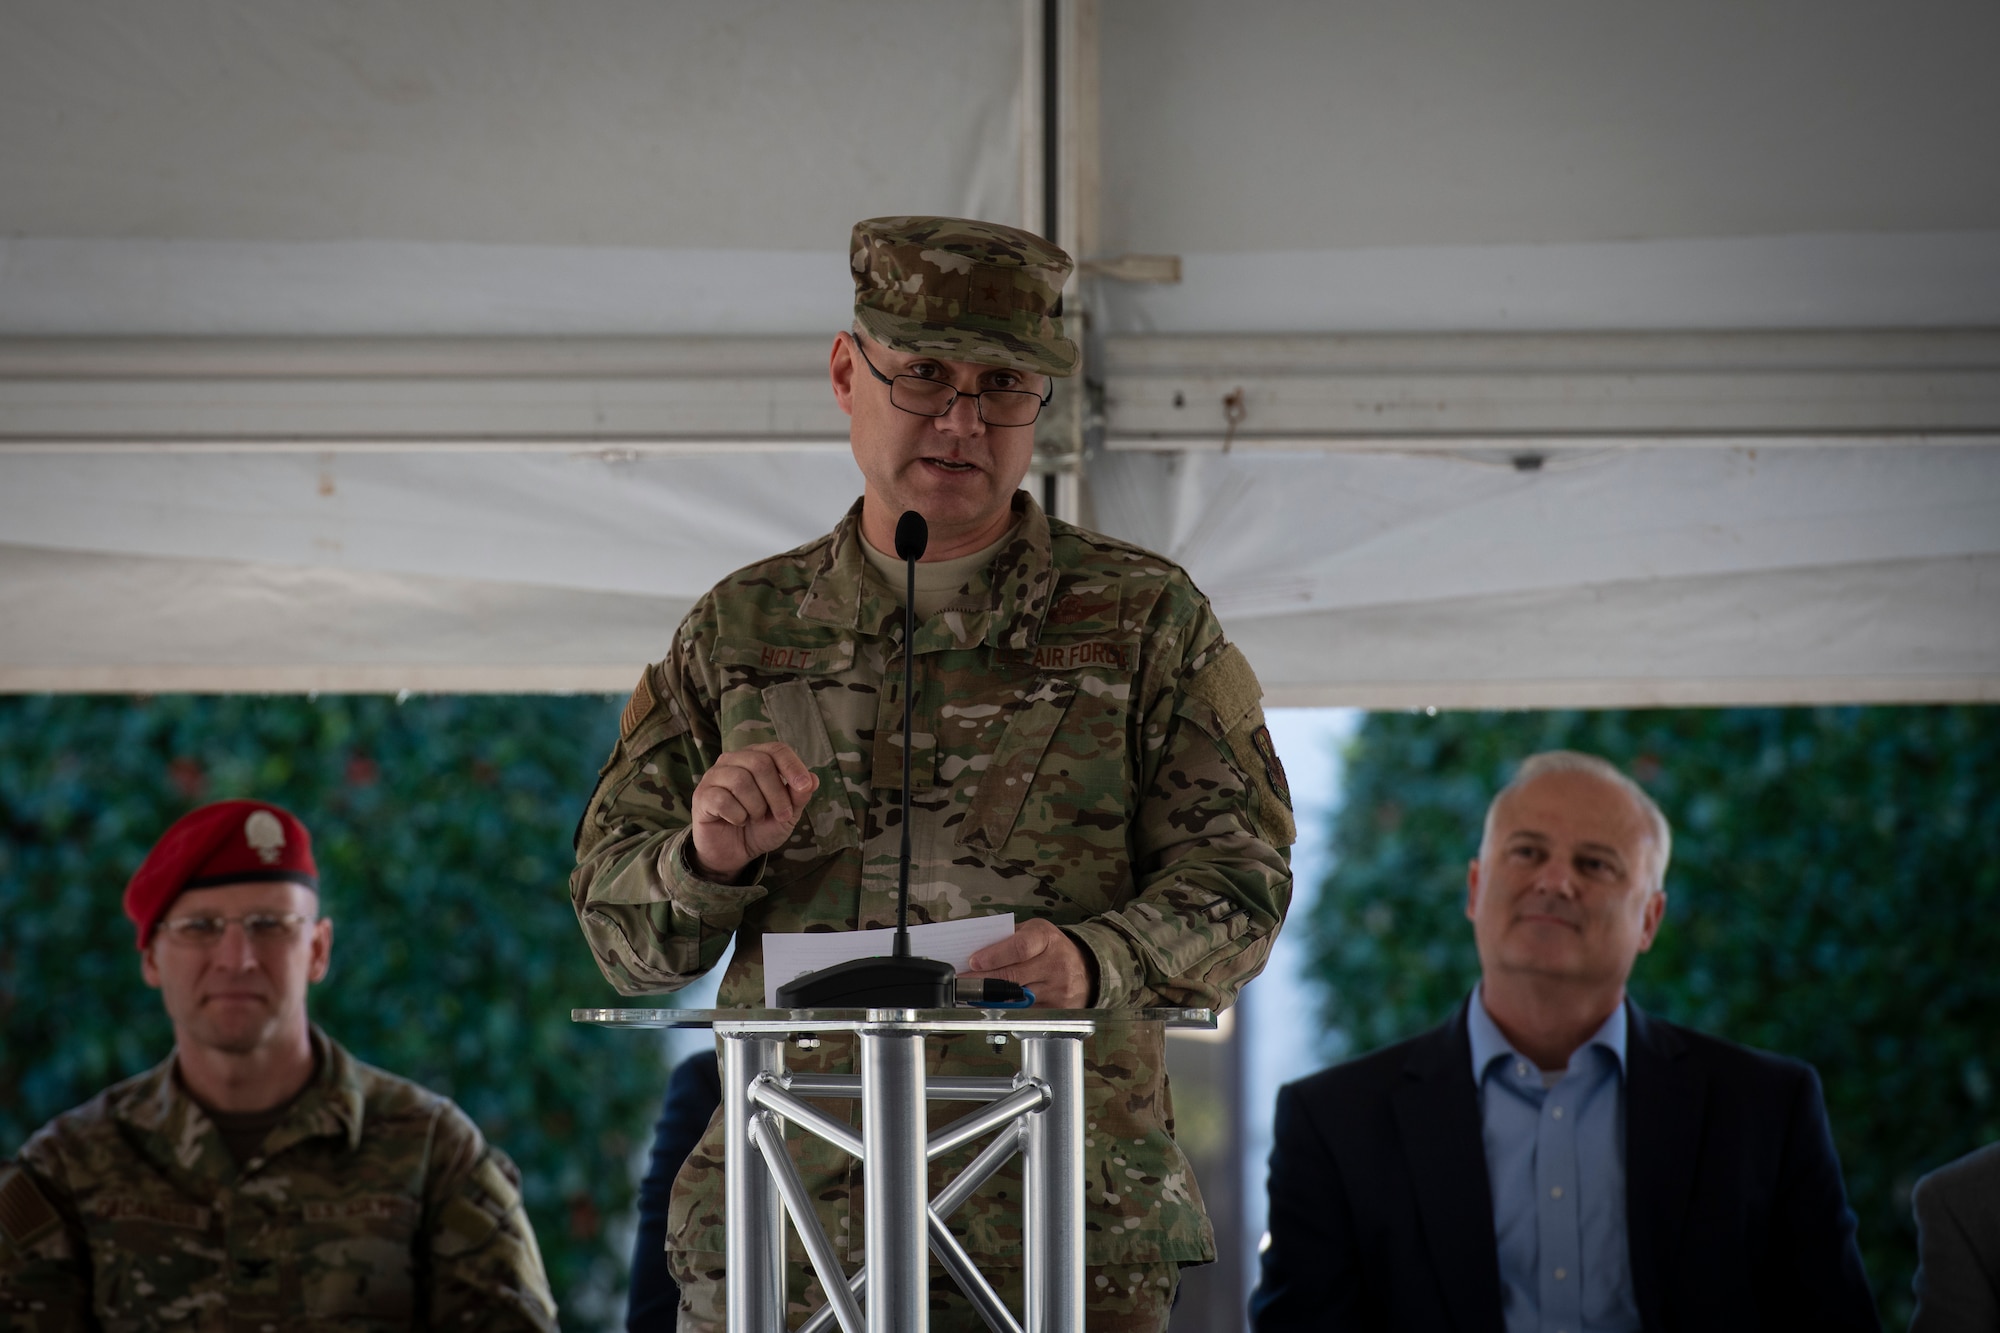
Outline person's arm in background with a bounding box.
[626,1052,723,1331]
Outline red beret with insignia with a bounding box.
[124,799,319,949]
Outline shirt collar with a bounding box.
[111,1024,365,1182]
[798,490,1058,651]
[1468,983,1629,1084]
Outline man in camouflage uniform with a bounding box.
[572,216,1295,1331]
[0,799,557,1331]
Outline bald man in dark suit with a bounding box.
[1251,752,1879,1333]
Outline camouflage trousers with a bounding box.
[674,1253,1179,1331]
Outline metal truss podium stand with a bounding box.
[575,1007,1213,1333]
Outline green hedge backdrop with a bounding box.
[8,697,1997,1327]
[0,693,661,1330]
[1302,704,2000,1328]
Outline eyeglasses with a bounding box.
[849,333,1052,428]
[157,912,316,949]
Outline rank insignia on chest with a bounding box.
[1051,593,1116,625]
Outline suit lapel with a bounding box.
[1393,1006,1507,1333]
[1624,1002,1706,1333]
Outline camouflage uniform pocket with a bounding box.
[82,1196,218,1324]
[760,678,859,858]
[297,1194,419,1319]
[955,675,1078,855]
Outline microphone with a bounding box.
[894,508,928,561]
[773,510,960,1010]
[891,510,926,956]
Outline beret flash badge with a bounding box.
[244,809,286,864]
[1250,724,1292,811]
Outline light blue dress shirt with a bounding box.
[1468,985,1644,1333]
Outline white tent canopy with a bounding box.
[3,0,1998,705]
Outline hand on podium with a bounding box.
[689,741,819,881]
[963,918,1094,1008]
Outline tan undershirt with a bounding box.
[860,523,1016,619]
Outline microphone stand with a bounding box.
[773,510,957,1009]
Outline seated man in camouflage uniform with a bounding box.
[0,799,558,1331]
[572,216,1296,1332]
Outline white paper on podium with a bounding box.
[761,914,1017,1007]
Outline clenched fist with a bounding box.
[689,742,819,881]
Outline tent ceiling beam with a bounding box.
[0,335,848,451]
[1103,329,2000,449]
[6,329,1997,453]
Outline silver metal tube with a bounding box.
[1020,1036,1085,1333]
[935,1121,1027,1219]
[926,1081,1049,1161]
[927,1210,1025,1333]
[750,1112,866,1333]
[782,1072,1016,1101]
[801,1116,1028,1333]
[796,1269,869,1333]
[752,1076,864,1159]
[925,1075,1019,1101]
[724,1035,787,1333]
[860,1029,929,1333]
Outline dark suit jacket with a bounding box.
[1249,998,1880,1332]
[1910,1140,2000,1333]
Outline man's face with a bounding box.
[1465,770,1665,992]
[829,331,1044,551]
[141,881,331,1057]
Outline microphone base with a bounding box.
[773,955,957,1009]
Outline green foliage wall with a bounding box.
[1303,705,2000,1327]
[0,693,670,1330]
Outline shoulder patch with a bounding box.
[1179,644,1296,847]
[471,1154,522,1213]
[1185,642,1263,735]
[436,1195,499,1255]
[620,666,659,741]
[0,1164,60,1250]
[1249,724,1293,811]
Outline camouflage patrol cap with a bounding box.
[850,216,1078,377]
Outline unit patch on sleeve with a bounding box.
[1250,724,1292,811]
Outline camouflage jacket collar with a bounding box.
[113,1025,367,1185]
[797,490,1058,653]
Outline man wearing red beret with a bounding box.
[0,800,558,1330]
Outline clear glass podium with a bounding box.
[574,1007,1215,1333]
